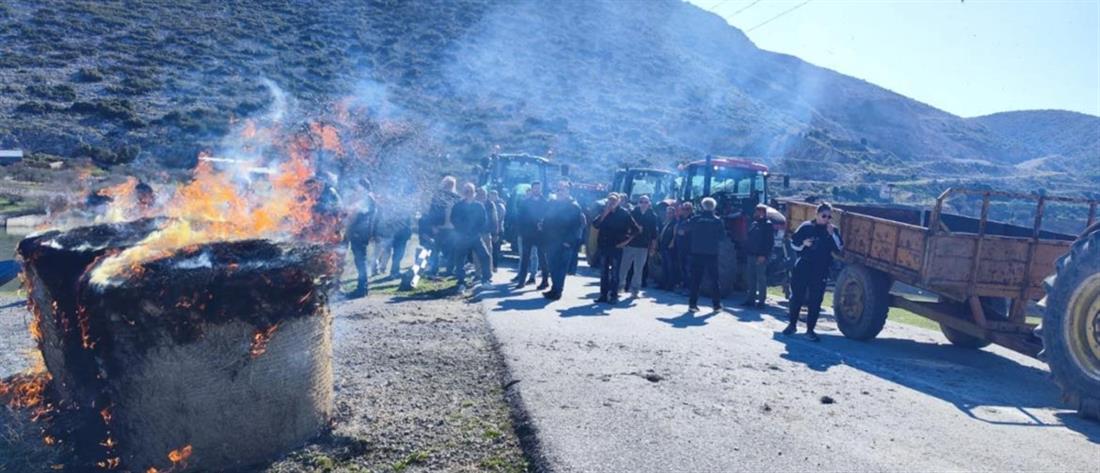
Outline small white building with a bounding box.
[0,149,23,166]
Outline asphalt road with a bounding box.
[478,268,1100,473]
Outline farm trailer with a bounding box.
[784,188,1100,419]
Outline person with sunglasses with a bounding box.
[783,202,843,341]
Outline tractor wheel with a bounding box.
[939,323,991,349]
[1040,229,1100,420]
[585,227,599,266]
[833,264,891,340]
[702,238,737,298]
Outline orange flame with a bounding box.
[88,147,319,286]
[168,445,193,466]
[249,324,279,359]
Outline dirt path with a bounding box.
[480,268,1100,472]
[0,295,527,472]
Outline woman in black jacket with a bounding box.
[783,202,843,341]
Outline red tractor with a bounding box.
[672,155,789,296]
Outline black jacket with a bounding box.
[543,197,585,244]
[791,221,843,273]
[346,194,377,243]
[687,211,725,256]
[627,207,659,249]
[745,217,775,257]
[593,206,637,250]
[451,200,487,238]
[517,194,548,238]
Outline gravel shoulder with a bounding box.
[0,293,528,472]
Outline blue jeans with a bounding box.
[596,247,623,300]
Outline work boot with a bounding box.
[608,294,620,304]
[526,276,537,285]
[688,305,700,312]
[537,280,550,290]
[782,324,797,336]
[346,287,367,299]
[713,301,722,311]
[542,291,561,300]
[595,295,609,303]
[514,282,526,290]
[806,331,820,342]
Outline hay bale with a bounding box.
[17,222,337,471]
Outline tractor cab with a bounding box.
[478,153,561,199]
[477,153,565,248]
[680,156,773,242]
[610,168,677,206]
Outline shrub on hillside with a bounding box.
[75,67,105,83]
[75,143,140,167]
[26,83,77,102]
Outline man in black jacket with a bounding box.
[542,181,586,300]
[515,182,550,289]
[687,197,724,311]
[783,202,843,341]
[742,204,775,308]
[619,195,658,297]
[450,183,493,293]
[592,193,637,304]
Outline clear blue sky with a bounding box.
[688,0,1100,117]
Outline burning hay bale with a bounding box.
[17,220,339,471]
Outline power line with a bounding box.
[706,0,734,10]
[746,0,814,33]
[729,0,764,17]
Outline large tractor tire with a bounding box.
[833,264,891,340]
[939,323,991,349]
[585,227,599,266]
[701,238,738,298]
[1040,229,1100,420]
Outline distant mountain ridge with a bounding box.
[0,0,1095,193]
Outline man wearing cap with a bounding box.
[742,204,776,308]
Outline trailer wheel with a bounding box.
[833,264,891,340]
[1040,229,1100,420]
[939,323,991,349]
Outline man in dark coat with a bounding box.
[346,178,377,299]
[742,204,775,308]
[592,193,637,304]
[783,202,843,341]
[619,195,658,297]
[658,205,679,290]
[515,182,549,289]
[687,197,724,311]
[425,176,460,276]
[541,181,586,300]
[450,183,493,293]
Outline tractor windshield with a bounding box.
[627,172,673,202]
[497,159,547,187]
[683,166,766,201]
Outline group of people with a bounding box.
[344,175,843,341]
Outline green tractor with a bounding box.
[477,153,566,251]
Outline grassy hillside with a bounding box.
[0,0,1095,196]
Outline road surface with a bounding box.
[479,268,1100,472]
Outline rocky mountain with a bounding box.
[0,0,1095,193]
[972,110,1100,174]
